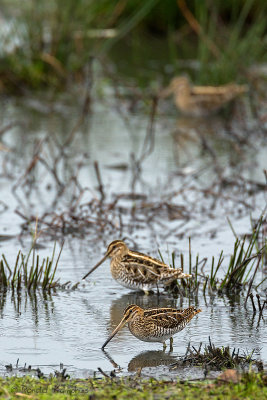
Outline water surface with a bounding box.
[0,86,266,378]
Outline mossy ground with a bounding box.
[0,373,266,399]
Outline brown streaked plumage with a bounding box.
[82,240,191,293]
[102,304,202,351]
[160,76,248,117]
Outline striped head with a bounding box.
[102,304,142,350]
[106,240,129,258]
[82,239,128,280]
[123,304,142,320]
[183,306,202,322]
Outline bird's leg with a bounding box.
[170,337,173,352]
[163,342,167,352]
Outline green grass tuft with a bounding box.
[0,372,266,400]
[0,242,64,292]
[163,215,266,298]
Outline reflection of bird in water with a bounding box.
[127,350,177,372]
[102,304,201,351]
[83,240,191,294]
[160,76,248,117]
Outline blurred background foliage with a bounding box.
[0,0,266,92]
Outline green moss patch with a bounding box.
[0,372,266,400]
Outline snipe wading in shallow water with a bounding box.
[82,240,191,294]
[102,304,202,351]
[160,76,248,117]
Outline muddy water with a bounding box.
[0,90,266,378]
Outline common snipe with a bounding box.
[102,304,201,351]
[160,76,248,117]
[82,240,191,293]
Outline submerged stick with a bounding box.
[244,256,261,306]
[258,300,266,319]
[256,294,264,314]
[249,293,256,313]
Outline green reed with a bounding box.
[161,215,265,297]
[1,0,266,91]
[190,0,267,84]
[0,242,64,292]
[219,216,264,291]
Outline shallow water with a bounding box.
[0,86,266,378]
[0,275,265,378]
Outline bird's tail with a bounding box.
[163,269,192,286]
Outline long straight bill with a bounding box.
[101,317,128,350]
[82,250,111,280]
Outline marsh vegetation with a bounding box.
[0,0,266,389]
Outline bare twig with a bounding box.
[97,367,110,378]
[94,161,105,201]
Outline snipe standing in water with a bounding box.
[102,304,202,351]
[82,240,191,294]
[160,76,248,117]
